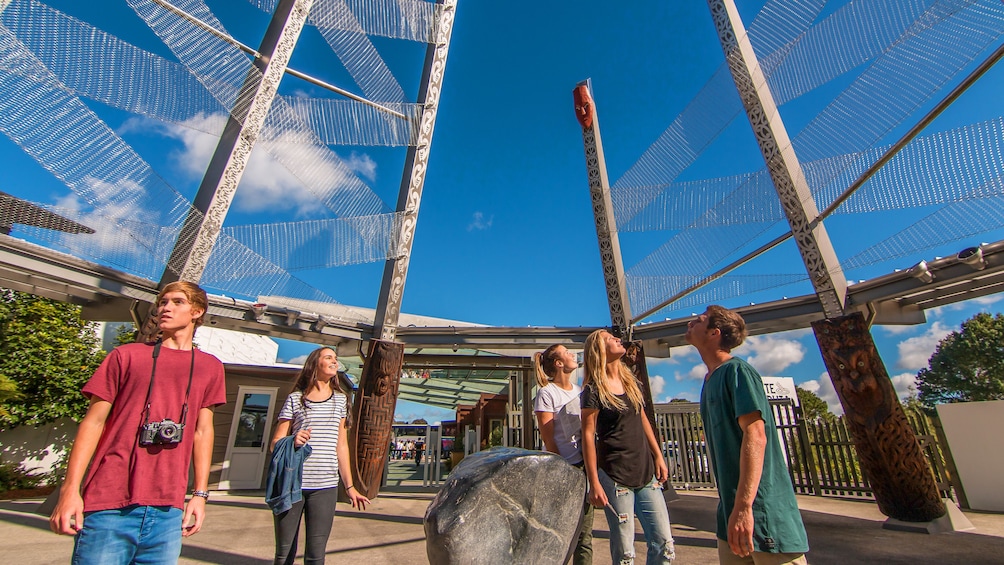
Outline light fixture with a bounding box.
[285,310,300,325]
[250,303,267,320]
[312,316,329,332]
[909,260,935,284]
[957,246,986,271]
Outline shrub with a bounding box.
[0,460,44,492]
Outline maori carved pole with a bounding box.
[622,341,659,443]
[574,81,632,336]
[623,340,679,499]
[349,339,405,500]
[812,313,945,522]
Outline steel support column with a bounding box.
[164,0,312,284]
[574,80,632,336]
[708,0,946,524]
[373,0,458,342]
[708,0,846,318]
[139,0,313,340]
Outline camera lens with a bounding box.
[160,423,179,439]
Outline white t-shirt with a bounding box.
[534,382,583,465]
[278,391,347,490]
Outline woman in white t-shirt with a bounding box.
[270,347,369,565]
[533,344,593,565]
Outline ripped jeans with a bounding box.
[597,468,675,564]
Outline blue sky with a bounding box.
[3,1,1003,424]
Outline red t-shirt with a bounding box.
[81,342,226,511]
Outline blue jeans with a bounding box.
[72,505,183,565]
[598,469,675,564]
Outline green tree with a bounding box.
[114,322,137,347]
[796,386,836,423]
[0,289,107,429]
[917,312,1004,409]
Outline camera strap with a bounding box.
[140,340,197,429]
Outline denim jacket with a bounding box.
[265,435,312,515]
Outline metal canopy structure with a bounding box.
[5,231,1004,359]
[0,192,94,236]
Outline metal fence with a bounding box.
[654,401,956,502]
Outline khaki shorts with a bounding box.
[717,539,808,565]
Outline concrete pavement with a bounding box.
[2,462,1003,564]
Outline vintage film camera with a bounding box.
[139,419,185,446]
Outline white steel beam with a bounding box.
[574,79,632,336]
[708,0,848,318]
[373,0,458,341]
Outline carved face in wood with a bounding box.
[373,372,391,396]
[825,347,885,422]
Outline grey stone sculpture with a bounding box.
[425,447,587,565]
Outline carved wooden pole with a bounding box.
[349,340,404,500]
[812,314,945,521]
[624,340,679,498]
[708,0,945,522]
[355,0,457,498]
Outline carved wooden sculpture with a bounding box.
[623,341,660,443]
[349,339,404,500]
[623,341,679,501]
[812,313,945,522]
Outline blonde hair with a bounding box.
[583,329,644,412]
[533,344,564,388]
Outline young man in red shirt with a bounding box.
[50,281,227,564]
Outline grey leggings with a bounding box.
[273,487,339,565]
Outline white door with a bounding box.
[219,386,277,490]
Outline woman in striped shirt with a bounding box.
[270,347,369,565]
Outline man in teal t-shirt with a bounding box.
[686,305,808,565]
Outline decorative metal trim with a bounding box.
[164,0,314,284]
[708,0,847,318]
[577,81,631,335]
[373,0,457,342]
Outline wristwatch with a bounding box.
[192,490,210,500]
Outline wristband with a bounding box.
[192,490,210,500]
[345,485,355,491]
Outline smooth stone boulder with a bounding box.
[425,447,586,565]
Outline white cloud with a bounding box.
[649,374,666,400]
[735,334,805,375]
[467,211,493,231]
[52,182,156,259]
[800,373,843,415]
[896,321,952,370]
[889,372,919,402]
[973,294,1003,306]
[877,324,917,336]
[285,354,308,365]
[675,363,706,382]
[667,345,699,362]
[344,151,377,181]
[801,371,919,417]
[136,113,374,218]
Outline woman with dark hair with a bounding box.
[581,329,675,564]
[533,344,593,564]
[269,347,368,565]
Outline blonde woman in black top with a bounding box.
[581,329,675,564]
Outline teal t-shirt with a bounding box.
[700,357,809,554]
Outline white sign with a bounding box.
[762,376,798,405]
